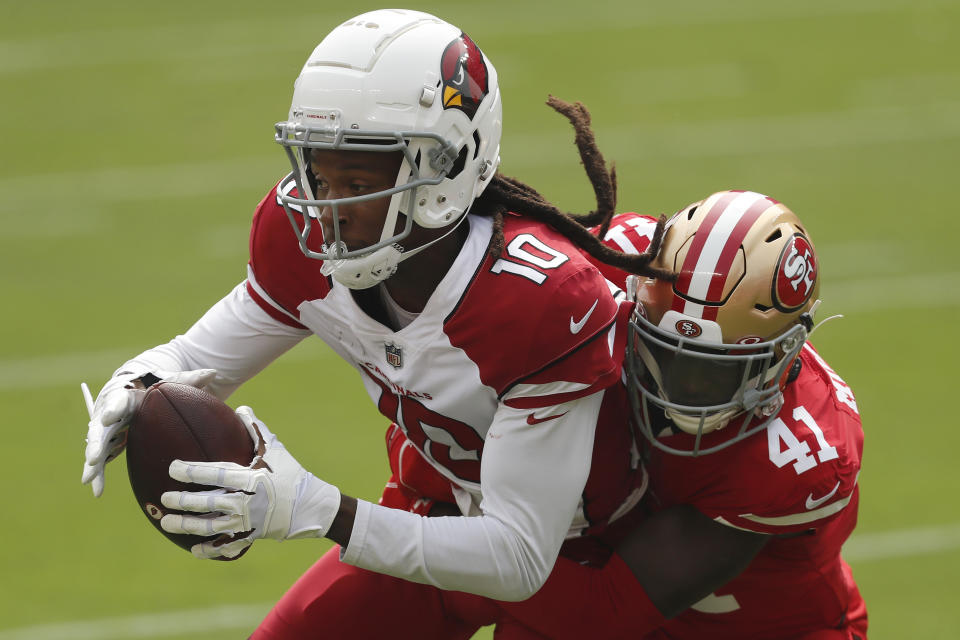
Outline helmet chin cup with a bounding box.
[665,407,737,436]
[325,245,404,290]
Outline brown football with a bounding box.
[126,381,255,560]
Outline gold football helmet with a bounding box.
[625,190,820,456]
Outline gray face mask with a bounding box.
[625,308,808,457]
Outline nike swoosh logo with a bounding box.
[526,411,568,425]
[570,299,600,334]
[805,481,841,510]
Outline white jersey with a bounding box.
[112,180,645,600]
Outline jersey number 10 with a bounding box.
[490,233,570,284]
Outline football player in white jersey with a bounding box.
[80,9,671,639]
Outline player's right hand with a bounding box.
[81,368,218,498]
[159,406,342,559]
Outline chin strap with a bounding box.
[802,299,844,337]
[810,313,844,336]
[394,208,472,263]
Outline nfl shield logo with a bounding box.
[385,342,403,369]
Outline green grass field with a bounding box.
[2,1,959,637]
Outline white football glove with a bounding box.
[159,406,342,559]
[80,368,218,497]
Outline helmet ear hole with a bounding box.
[471,130,481,159]
[782,357,803,388]
[446,146,469,180]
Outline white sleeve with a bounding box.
[110,282,310,399]
[340,391,602,601]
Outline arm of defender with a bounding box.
[616,504,769,618]
[498,504,768,638]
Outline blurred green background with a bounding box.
[2,0,958,638]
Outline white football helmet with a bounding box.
[625,190,821,456]
[274,9,503,289]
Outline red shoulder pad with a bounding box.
[246,181,331,328]
[444,216,623,405]
[584,213,660,288]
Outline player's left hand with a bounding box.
[81,368,218,498]
[159,406,342,559]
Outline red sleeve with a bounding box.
[246,181,331,328]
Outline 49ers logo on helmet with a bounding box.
[774,234,817,311]
[440,33,489,118]
[675,319,703,338]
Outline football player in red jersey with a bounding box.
[79,9,672,639]
[487,192,867,639]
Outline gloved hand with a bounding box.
[159,406,342,559]
[81,368,218,497]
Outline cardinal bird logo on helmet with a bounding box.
[440,33,489,118]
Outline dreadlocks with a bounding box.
[471,96,674,282]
